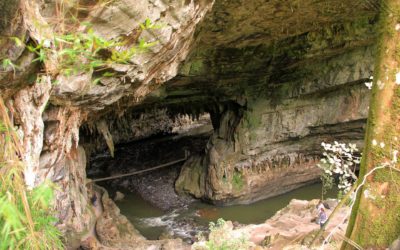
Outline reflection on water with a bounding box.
[115,182,337,240]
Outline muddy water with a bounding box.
[114,183,337,241]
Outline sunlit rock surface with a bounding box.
[193,199,349,250]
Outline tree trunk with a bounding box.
[343,0,400,249]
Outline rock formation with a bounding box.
[0,0,380,247]
[174,2,377,204]
[193,199,349,250]
[1,0,213,247]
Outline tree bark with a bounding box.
[343,0,400,249]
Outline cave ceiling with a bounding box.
[0,0,380,120]
[134,0,379,114]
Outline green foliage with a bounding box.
[27,25,157,76]
[9,36,23,47]
[198,218,252,250]
[140,18,163,30]
[5,18,159,83]
[1,58,19,74]
[0,98,63,250]
[232,171,244,190]
[319,162,334,200]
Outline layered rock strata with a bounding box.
[176,40,374,204]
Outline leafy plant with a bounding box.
[0,97,63,250]
[1,58,19,75]
[193,218,252,250]
[6,18,160,83]
[140,18,163,30]
[232,171,244,190]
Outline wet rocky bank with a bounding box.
[193,199,349,250]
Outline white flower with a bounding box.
[333,156,341,163]
[380,142,385,148]
[349,143,357,151]
[365,80,373,89]
[372,139,378,146]
[319,141,359,192]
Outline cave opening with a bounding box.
[80,107,213,240]
[79,105,340,242]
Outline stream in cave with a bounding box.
[87,130,338,243]
[112,182,338,242]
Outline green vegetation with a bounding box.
[1,18,158,84]
[28,24,156,75]
[0,98,63,250]
[194,218,252,250]
[232,171,244,190]
[320,169,334,200]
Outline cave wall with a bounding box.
[0,0,213,247]
[175,21,376,204]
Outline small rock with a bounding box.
[390,238,400,250]
[232,221,241,228]
[159,231,175,240]
[114,191,125,201]
[324,199,338,209]
[80,236,97,250]
[261,235,272,247]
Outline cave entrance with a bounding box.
[82,108,338,242]
[83,110,213,240]
[86,112,213,208]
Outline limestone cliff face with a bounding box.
[0,0,379,246]
[173,2,377,204]
[176,46,373,204]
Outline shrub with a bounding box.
[193,218,253,250]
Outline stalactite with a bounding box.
[96,120,115,158]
